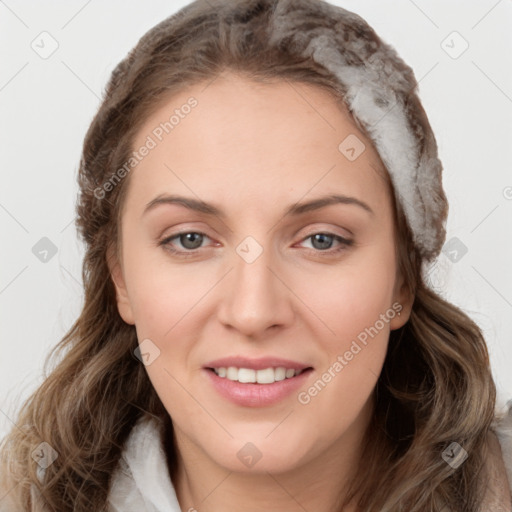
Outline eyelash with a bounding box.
[158,230,353,259]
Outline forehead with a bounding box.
[124,73,390,217]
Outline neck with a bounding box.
[168,397,374,512]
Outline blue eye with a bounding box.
[298,232,352,253]
[159,231,211,254]
[159,231,353,258]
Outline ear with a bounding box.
[389,272,414,331]
[106,243,135,325]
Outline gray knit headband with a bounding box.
[136,0,448,262]
[265,0,448,262]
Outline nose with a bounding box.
[216,242,295,338]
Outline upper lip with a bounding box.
[204,356,312,371]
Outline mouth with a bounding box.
[205,366,312,384]
[202,357,314,407]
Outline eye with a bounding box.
[297,232,353,254]
[159,230,353,258]
[159,231,212,255]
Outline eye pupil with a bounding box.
[312,233,333,250]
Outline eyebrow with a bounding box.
[143,193,374,218]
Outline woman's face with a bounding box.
[109,73,412,474]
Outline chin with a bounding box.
[202,432,315,474]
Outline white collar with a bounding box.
[107,414,181,512]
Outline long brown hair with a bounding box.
[0,1,498,510]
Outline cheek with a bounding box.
[123,244,210,338]
[293,243,396,419]
[299,241,397,347]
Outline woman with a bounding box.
[1,0,511,510]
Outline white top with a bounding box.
[107,414,181,512]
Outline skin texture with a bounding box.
[108,72,414,512]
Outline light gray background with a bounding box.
[1,0,512,440]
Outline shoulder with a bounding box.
[0,447,21,512]
[481,402,512,511]
[0,472,21,512]
[494,402,512,484]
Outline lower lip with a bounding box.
[203,368,313,407]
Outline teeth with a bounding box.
[256,368,275,384]
[213,366,303,384]
[274,367,286,381]
[285,368,295,378]
[226,367,238,380]
[238,368,256,383]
